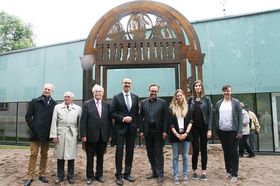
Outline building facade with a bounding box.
[0,9,279,152]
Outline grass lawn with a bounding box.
[0,145,29,149]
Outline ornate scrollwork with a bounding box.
[107,21,126,41]
[127,12,153,40]
[153,17,175,39]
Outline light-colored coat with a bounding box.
[50,103,81,160]
[241,109,250,135]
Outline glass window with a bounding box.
[0,102,16,142]
[256,93,273,151]
[18,102,30,143]
[0,102,8,110]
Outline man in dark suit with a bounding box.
[111,78,139,186]
[80,84,112,185]
[139,84,168,184]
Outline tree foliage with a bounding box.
[0,11,35,53]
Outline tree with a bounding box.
[0,11,35,53]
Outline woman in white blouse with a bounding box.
[215,85,242,183]
[168,89,193,185]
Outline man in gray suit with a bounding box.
[80,84,112,185]
[139,84,168,183]
[111,78,139,186]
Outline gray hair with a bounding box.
[64,91,75,98]
[43,83,55,91]
[92,84,104,92]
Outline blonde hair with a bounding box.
[170,89,188,118]
[192,80,205,98]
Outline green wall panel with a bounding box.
[194,10,280,95]
[0,41,85,102]
[1,10,280,102]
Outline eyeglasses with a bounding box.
[123,82,131,84]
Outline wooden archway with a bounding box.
[82,0,204,100]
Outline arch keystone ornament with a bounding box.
[81,0,205,100]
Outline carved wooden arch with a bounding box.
[82,0,204,100]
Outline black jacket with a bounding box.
[168,108,193,143]
[139,97,168,137]
[80,99,112,142]
[25,95,57,142]
[111,92,139,136]
[188,96,213,130]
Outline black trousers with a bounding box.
[145,128,164,178]
[218,130,239,177]
[57,159,74,179]
[115,127,136,178]
[192,126,208,171]
[85,138,107,179]
[239,135,254,156]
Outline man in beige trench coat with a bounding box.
[50,91,81,185]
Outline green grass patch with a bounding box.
[0,145,29,149]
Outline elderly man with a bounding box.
[50,91,81,185]
[80,84,112,185]
[24,83,57,186]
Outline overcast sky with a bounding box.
[1,0,280,46]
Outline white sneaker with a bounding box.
[230,177,238,183]
[183,177,188,184]
[226,173,231,179]
[174,177,179,185]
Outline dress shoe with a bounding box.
[39,176,49,183]
[67,178,75,184]
[23,179,33,186]
[86,178,93,185]
[116,178,123,185]
[157,177,164,183]
[146,174,158,179]
[95,176,105,183]
[247,154,256,158]
[55,178,63,185]
[124,175,135,182]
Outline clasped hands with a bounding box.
[123,116,132,123]
[175,132,188,141]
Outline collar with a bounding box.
[94,98,102,103]
[122,91,131,96]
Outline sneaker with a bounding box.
[183,177,189,184]
[200,174,207,181]
[192,172,199,180]
[230,177,238,183]
[174,177,179,185]
[226,173,231,179]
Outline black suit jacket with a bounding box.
[80,99,112,142]
[139,97,168,137]
[111,92,139,136]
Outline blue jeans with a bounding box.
[172,141,190,178]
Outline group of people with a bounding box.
[22,79,259,186]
